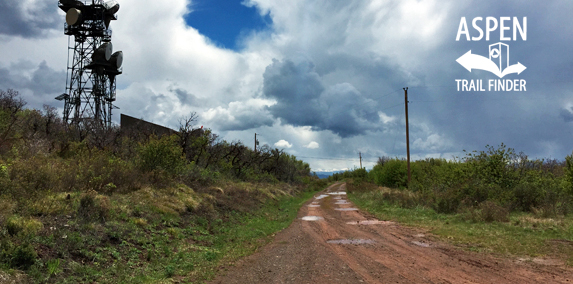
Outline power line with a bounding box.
[297,156,377,163]
[379,102,404,111]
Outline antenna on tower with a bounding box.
[57,0,123,127]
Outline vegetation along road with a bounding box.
[210,182,573,283]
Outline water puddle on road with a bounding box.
[315,194,329,200]
[335,208,358,211]
[327,239,376,245]
[301,216,324,221]
[411,241,431,247]
[307,204,321,208]
[335,201,350,205]
[346,220,395,225]
[328,192,347,195]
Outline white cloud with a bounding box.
[379,112,397,124]
[305,141,319,149]
[2,0,573,172]
[274,139,293,148]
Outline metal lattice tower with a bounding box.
[56,0,123,127]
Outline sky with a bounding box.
[1,0,573,172]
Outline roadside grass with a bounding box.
[0,182,326,283]
[348,188,573,266]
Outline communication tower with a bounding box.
[56,0,123,127]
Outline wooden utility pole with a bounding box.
[254,133,257,153]
[359,152,363,169]
[404,87,411,185]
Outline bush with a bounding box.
[513,181,544,212]
[4,216,43,237]
[11,243,38,269]
[78,190,110,222]
[433,188,461,214]
[1,240,38,270]
[479,201,509,222]
[138,135,186,176]
[370,158,407,188]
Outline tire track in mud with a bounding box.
[210,182,573,283]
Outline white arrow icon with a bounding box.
[456,50,526,78]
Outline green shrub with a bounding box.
[78,190,110,222]
[4,216,43,237]
[513,181,544,211]
[370,158,407,188]
[565,153,573,196]
[479,201,509,222]
[6,243,38,270]
[433,188,461,214]
[138,135,186,176]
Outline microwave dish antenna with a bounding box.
[57,0,123,127]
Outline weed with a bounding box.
[46,258,61,276]
[164,264,175,278]
[78,190,110,222]
[132,218,147,227]
[5,216,43,237]
[478,201,510,223]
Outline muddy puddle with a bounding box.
[301,216,324,221]
[307,204,321,208]
[411,241,431,247]
[315,194,329,200]
[346,220,395,225]
[328,192,347,195]
[327,239,376,245]
[335,208,358,211]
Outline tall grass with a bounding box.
[351,144,573,217]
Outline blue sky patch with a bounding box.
[185,0,271,50]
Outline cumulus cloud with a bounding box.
[263,59,380,137]
[0,0,61,38]
[0,60,65,108]
[2,0,573,172]
[201,99,275,131]
[274,139,292,148]
[262,59,324,126]
[305,141,319,149]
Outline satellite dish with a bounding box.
[66,8,83,26]
[92,42,113,63]
[103,0,120,14]
[110,51,123,68]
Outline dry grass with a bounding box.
[5,216,43,237]
[0,197,16,224]
[127,185,201,216]
[29,192,75,216]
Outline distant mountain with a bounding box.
[313,171,344,179]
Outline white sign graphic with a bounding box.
[455,16,528,92]
[456,43,526,78]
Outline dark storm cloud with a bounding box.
[560,107,573,123]
[29,61,65,95]
[214,109,274,131]
[262,59,380,138]
[0,1,60,38]
[169,87,201,106]
[262,59,324,126]
[396,0,573,159]
[0,60,65,97]
[0,60,65,110]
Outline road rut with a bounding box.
[209,182,573,283]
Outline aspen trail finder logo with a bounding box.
[455,17,527,92]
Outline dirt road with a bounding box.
[209,182,573,283]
